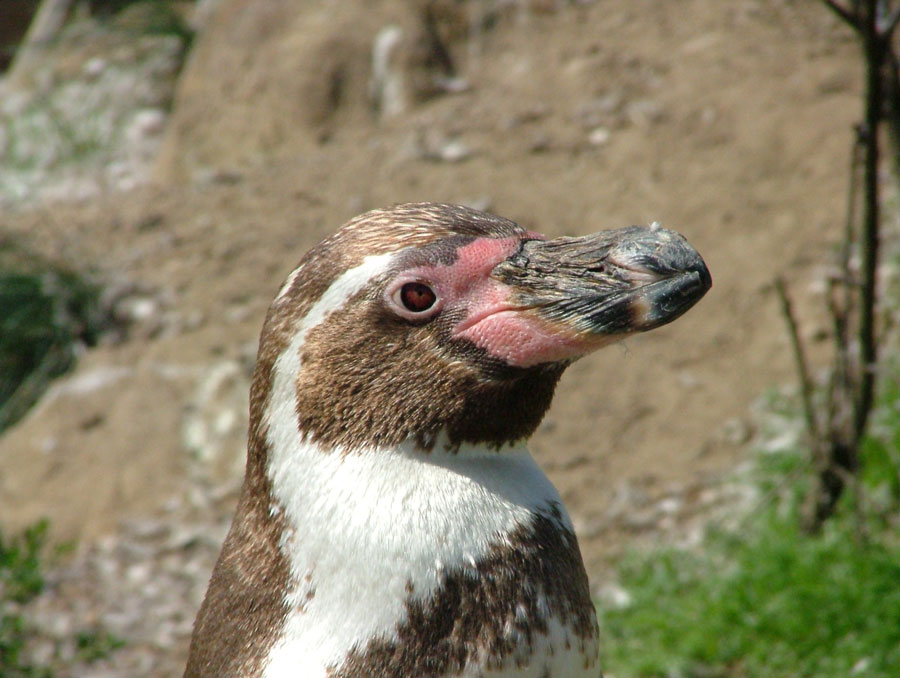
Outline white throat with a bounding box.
[263,436,568,678]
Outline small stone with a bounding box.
[677,371,701,388]
[720,417,751,445]
[588,126,610,145]
[121,297,159,323]
[627,98,665,126]
[437,140,472,163]
[1,89,32,116]
[183,310,206,331]
[529,133,552,153]
[370,25,407,118]
[575,93,621,128]
[125,109,167,144]
[126,519,168,540]
[657,497,682,515]
[83,57,107,79]
[126,562,152,585]
[434,76,470,94]
[225,305,250,324]
[852,657,871,674]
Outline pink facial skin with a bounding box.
[393,235,616,368]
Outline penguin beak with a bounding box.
[450,224,710,369]
[492,224,711,340]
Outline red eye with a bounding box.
[400,282,436,312]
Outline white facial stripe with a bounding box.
[264,251,396,481]
[263,251,398,677]
[274,265,304,301]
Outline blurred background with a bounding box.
[1,0,898,676]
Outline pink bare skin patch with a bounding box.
[456,309,620,367]
[399,235,620,368]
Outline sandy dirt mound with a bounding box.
[0,1,861,672]
[2,0,858,564]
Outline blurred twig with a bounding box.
[774,278,821,445]
[5,0,74,90]
[779,0,899,531]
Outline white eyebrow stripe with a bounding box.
[274,265,305,301]
[264,251,399,477]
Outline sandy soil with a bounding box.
[0,1,863,672]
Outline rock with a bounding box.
[82,56,107,79]
[125,108,167,144]
[43,366,133,402]
[575,93,622,128]
[657,496,683,515]
[0,15,187,207]
[433,75,470,94]
[596,582,632,609]
[370,25,409,118]
[418,135,473,163]
[528,132,552,153]
[437,139,472,162]
[678,370,702,388]
[181,360,250,484]
[588,126,610,145]
[719,417,752,445]
[626,98,666,126]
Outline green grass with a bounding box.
[599,513,900,678]
[0,520,52,677]
[0,241,105,433]
[598,367,900,678]
[0,521,124,676]
[74,629,126,663]
[0,245,119,673]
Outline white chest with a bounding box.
[261,440,598,677]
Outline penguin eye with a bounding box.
[400,282,436,312]
[387,278,442,321]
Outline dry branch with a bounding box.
[786,0,900,530]
[5,0,74,90]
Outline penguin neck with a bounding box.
[262,433,569,547]
[253,432,573,675]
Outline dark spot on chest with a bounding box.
[329,508,599,678]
